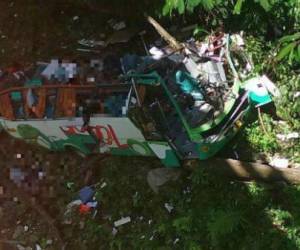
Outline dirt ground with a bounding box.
[0,130,161,250]
[0,0,152,67]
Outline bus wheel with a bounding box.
[127,139,152,156]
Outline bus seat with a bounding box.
[0,93,15,120]
[56,88,76,117]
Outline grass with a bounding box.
[57,155,300,250]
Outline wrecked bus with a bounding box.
[0,32,278,167]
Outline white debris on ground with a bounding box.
[294,92,300,98]
[164,203,174,213]
[107,19,126,31]
[112,227,118,236]
[269,156,289,168]
[173,238,180,245]
[276,132,299,141]
[114,216,131,227]
[149,46,164,60]
[78,39,106,48]
[100,182,107,189]
[72,16,79,21]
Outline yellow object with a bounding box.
[201,145,209,152]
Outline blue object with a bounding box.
[175,71,204,101]
[46,105,54,118]
[104,94,127,117]
[79,186,95,204]
[121,54,141,73]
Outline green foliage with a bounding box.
[163,0,223,15]
[163,0,280,15]
[245,119,279,153]
[61,156,300,249]
[275,73,300,129]
[266,208,292,229]
[193,26,209,37]
[276,32,300,64]
[233,0,275,14]
[233,0,244,14]
[207,209,245,247]
[246,182,267,204]
[172,216,192,233]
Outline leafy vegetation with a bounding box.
[63,157,300,249]
[160,0,299,161]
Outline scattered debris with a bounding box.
[100,182,107,189]
[46,239,53,245]
[108,19,126,31]
[276,132,299,141]
[231,33,245,47]
[76,48,101,54]
[66,182,75,190]
[164,203,174,213]
[114,216,131,227]
[183,186,191,195]
[78,39,106,48]
[147,168,181,193]
[269,157,289,168]
[173,238,180,245]
[72,16,79,21]
[16,244,26,250]
[112,227,118,236]
[65,199,82,216]
[79,203,92,214]
[112,21,126,31]
[149,46,164,60]
[86,201,98,208]
[79,186,95,204]
[294,92,300,98]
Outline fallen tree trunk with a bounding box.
[147,16,183,51]
[188,158,300,184]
